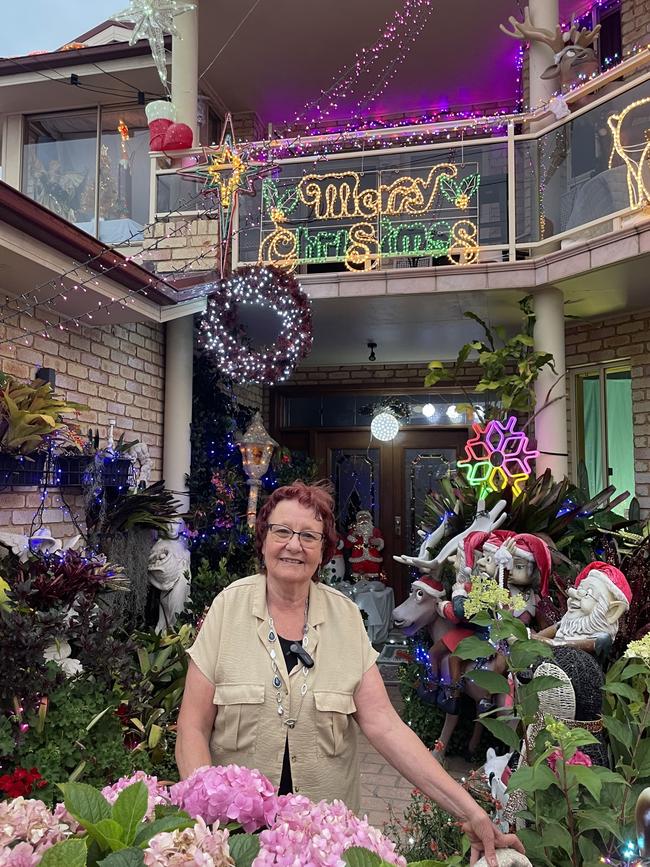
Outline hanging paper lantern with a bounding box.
[457,416,539,498]
[200,266,312,385]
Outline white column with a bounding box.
[533,286,568,480]
[163,315,194,511]
[528,0,560,111]
[171,0,199,140]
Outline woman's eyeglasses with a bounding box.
[266,524,324,548]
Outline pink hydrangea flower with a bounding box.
[170,765,278,833]
[252,795,406,866]
[0,797,73,866]
[144,816,234,866]
[547,749,593,773]
[102,771,170,821]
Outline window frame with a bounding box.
[570,357,633,499]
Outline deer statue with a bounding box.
[500,6,601,93]
[392,500,508,761]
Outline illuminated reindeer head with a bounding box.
[500,6,601,92]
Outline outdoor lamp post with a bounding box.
[236,412,278,528]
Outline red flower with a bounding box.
[547,748,592,774]
[0,767,47,798]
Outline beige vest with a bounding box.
[187,574,378,812]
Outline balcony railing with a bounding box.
[151,57,650,275]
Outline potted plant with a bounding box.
[53,426,97,487]
[0,374,86,486]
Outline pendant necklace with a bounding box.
[267,598,310,729]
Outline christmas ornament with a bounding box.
[112,0,197,90]
[457,416,539,497]
[179,114,271,276]
[200,266,312,384]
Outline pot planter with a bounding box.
[0,452,47,486]
[54,455,93,487]
[100,456,133,488]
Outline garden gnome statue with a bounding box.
[148,520,191,632]
[502,533,552,623]
[535,561,631,658]
[347,510,384,580]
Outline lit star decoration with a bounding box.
[457,416,539,497]
[200,266,312,384]
[111,0,196,90]
[179,114,271,278]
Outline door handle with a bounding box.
[394,515,402,536]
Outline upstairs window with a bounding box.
[22,106,150,245]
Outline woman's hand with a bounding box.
[461,809,525,867]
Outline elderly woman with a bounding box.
[176,481,523,866]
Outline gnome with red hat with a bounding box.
[536,561,631,658]
[500,533,552,625]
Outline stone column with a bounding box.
[528,0,560,112]
[171,0,199,140]
[163,315,194,511]
[533,286,568,480]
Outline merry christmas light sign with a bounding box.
[457,416,539,498]
[253,162,480,272]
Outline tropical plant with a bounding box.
[0,373,87,454]
[118,625,195,779]
[87,481,181,536]
[186,555,244,618]
[424,296,555,421]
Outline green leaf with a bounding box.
[228,833,261,867]
[539,820,573,854]
[87,818,126,853]
[342,848,383,867]
[403,862,448,867]
[603,682,643,702]
[133,815,194,848]
[479,717,521,752]
[590,765,627,786]
[111,782,149,846]
[509,639,553,669]
[40,839,87,867]
[620,662,650,680]
[464,669,510,694]
[566,764,602,801]
[522,675,565,695]
[602,714,634,751]
[635,738,650,775]
[516,829,555,866]
[98,850,146,867]
[578,835,606,867]
[576,807,624,841]
[59,782,111,826]
[86,705,113,732]
[508,763,558,794]
[453,636,494,660]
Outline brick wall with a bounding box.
[288,360,482,388]
[621,0,650,53]
[141,217,219,275]
[564,309,649,514]
[0,315,165,538]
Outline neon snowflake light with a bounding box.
[457,416,539,497]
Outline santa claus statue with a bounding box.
[347,510,384,580]
[536,561,631,659]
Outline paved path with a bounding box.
[358,686,472,829]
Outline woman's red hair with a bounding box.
[256,480,337,578]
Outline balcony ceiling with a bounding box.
[199,0,582,126]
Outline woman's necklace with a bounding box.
[267,598,310,729]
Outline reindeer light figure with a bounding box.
[500,6,601,93]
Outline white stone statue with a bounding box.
[127,441,153,489]
[43,638,83,677]
[535,561,631,658]
[148,520,191,632]
[0,528,82,562]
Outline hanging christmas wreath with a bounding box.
[200,265,313,384]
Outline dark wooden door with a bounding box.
[314,428,468,602]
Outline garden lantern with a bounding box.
[236,412,278,527]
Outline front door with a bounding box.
[315,428,468,602]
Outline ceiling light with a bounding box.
[371,411,400,442]
[422,403,435,418]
